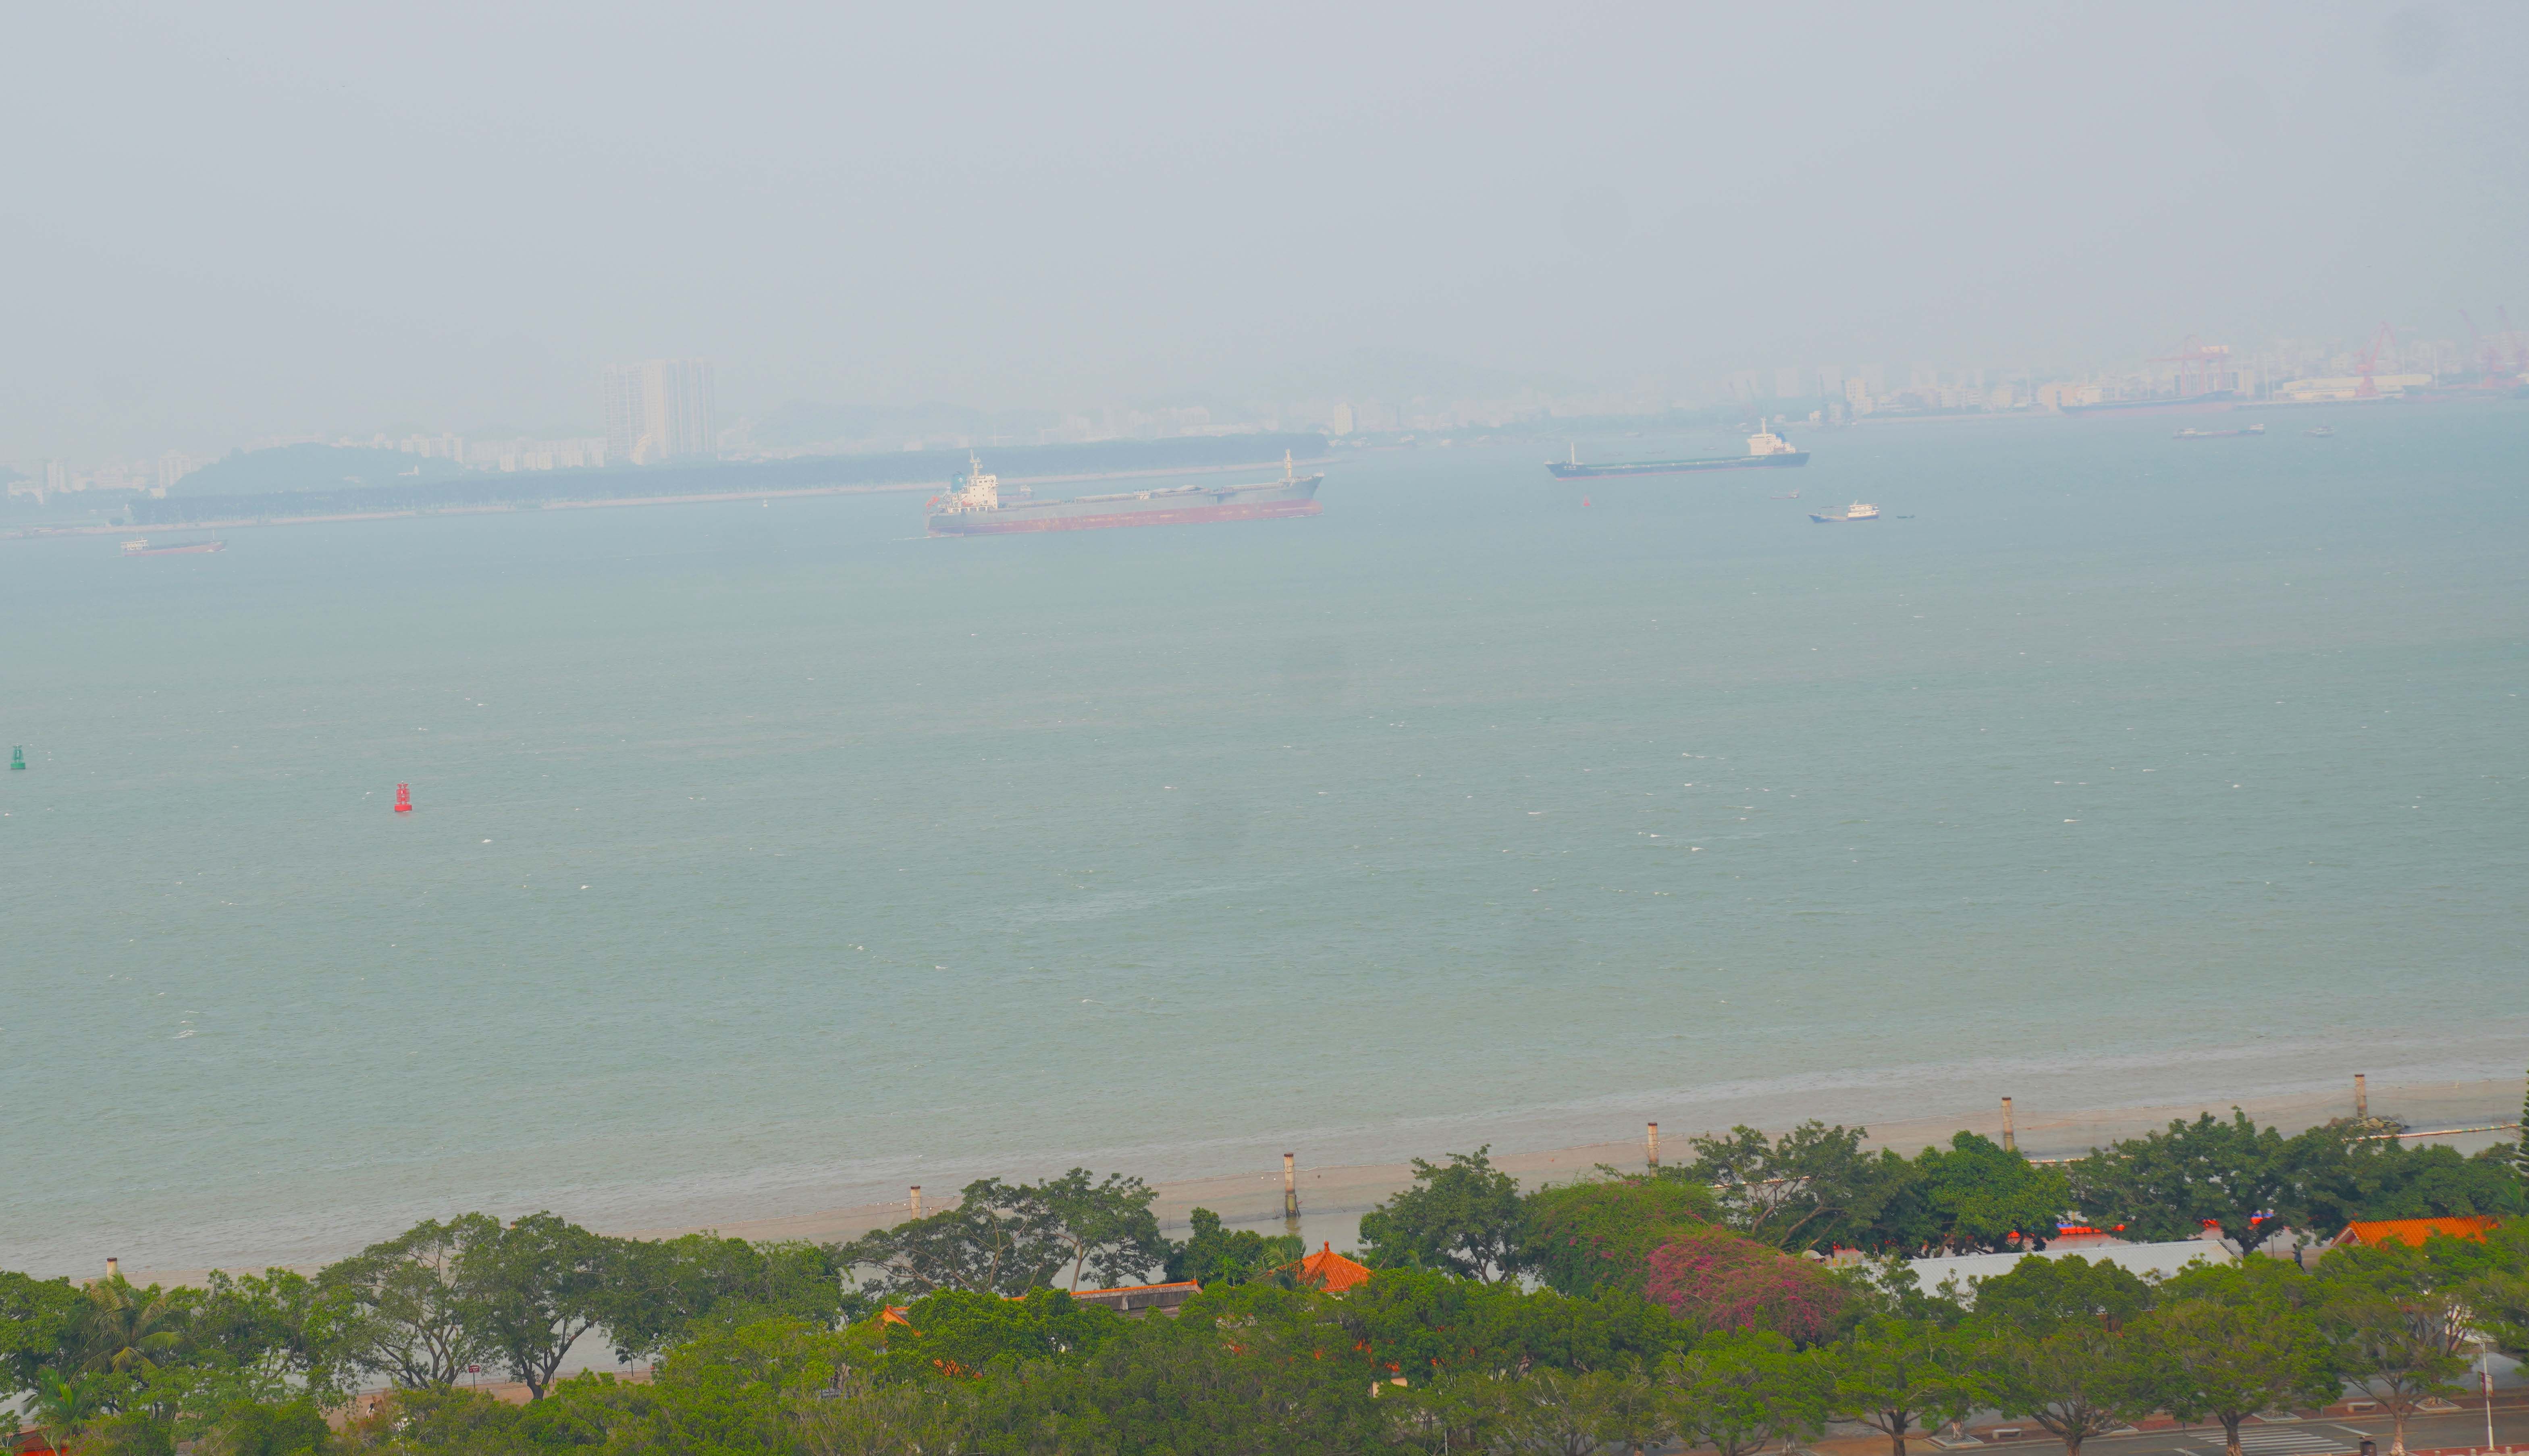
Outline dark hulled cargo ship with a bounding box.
[1545,428,1808,479]
[926,453,1322,536]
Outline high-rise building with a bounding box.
[156,451,195,490]
[603,359,718,464]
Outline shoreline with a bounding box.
[0,457,1335,543]
[108,1072,2523,1289]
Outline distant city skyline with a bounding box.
[9,320,2516,505]
[4,4,2523,467]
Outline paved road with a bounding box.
[1962,1408,2529,1456]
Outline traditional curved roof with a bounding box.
[1294,1241,1373,1292]
[2330,1216,2501,1248]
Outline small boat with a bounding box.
[2305,426,2336,437]
[1768,490,1802,500]
[122,538,227,556]
[1809,502,1881,523]
[2174,424,2266,439]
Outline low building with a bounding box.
[2329,1216,2500,1250]
[1901,1238,2233,1299]
[2272,373,2432,402]
[1292,1242,1374,1292]
[1067,1280,1202,1317]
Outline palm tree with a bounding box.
[75,1274,192,1378]
[29,1364,121,1453]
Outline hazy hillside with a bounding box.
[173,444,465,496]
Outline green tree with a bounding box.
[457,1212,620,1399]
[1972,1321,2158,1456]
[856,1287,1125,1382]
[2297,1136,2526,1240]
[835,1178,1066,1299]
[2515,1069,2528,1182]
[0,1271,90,1398]
[1658,1329,1828,1456]
[1393,1370,1522,1454]
[191,1269,353,1403]
[1498,1366,1631,1456]
[1358,1147,1527,1283]
[2459,1222,2529,1362]
[1580,1367,1670,1456]
[30,1365,130,1452]
[967,1311,1403,1455]
[603,1234,855,1361]
[1164,1209,1303,1288]
[2132,1292,2336,1456]
[1686,1122,1906,1252]
[316,1215,501,1390]
[1519,1169,1716,1296]
[2068,1111,2301,1257]
[1033,1168,1170,1291]
[74,1273,196,1379]
[786,1370,977,1456]
[1330,1270,1676,1383]
[1876,1134,2074,1255]
[1969,1254,2154,1333]
[337,1386,542,1456]
[197,1397,335,1456]
[1825,1315,1984,1456]
[2317,1241,2474,1456]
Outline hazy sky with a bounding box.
[7,1,2524,457]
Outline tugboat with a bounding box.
[1808,502,1881,523]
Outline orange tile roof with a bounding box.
[2331,1216,2501,1248]
[1295,1242,1373,1292]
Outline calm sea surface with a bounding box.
[5,406,2525,1275]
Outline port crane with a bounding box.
[2458,310,2525,389]
[2352,321,2395,400]
[2153,336,2233,398]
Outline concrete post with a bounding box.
[1647,1122,1660,1169]
[2001,1097,2016,1153]
[909,1185,922,1219]
[2355,1073,2368,1123]
[1283,1153,1300,1231]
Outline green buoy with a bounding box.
[8,747,22,771]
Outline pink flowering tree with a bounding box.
[1642,1225,1849,1345]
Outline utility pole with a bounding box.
[2356,1073,2369,1124]
[909,1185,922,1218]
[1283,1153,1300,1234]
[2001,1097,2016,1153]
[1647,1122,1660,1170]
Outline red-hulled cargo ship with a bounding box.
[926,453,1322,536]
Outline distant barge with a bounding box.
[1546,428,1808,479]
[121,537,226,556]
[927,453,1322,536]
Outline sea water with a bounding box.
[4,405,2524,1276]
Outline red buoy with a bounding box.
[393,783,413,813]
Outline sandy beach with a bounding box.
[605,1073,2523,1264]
